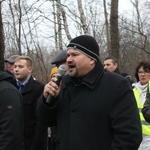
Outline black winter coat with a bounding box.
[37,62,142,150]
[20,76,47,150]
[0,71,23,150]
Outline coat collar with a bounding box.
[20,76,34,94]
[64,61,104,89]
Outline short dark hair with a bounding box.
[135,61,150,82]
[104,56,118,64]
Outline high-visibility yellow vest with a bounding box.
[133,85,150,135]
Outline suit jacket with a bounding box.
[20,76,47,150]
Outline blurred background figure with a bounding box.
[0,70,23,150]
[48,50,67,150]
[48,66,58,150]
[51,50,67,68]
[121,72,134,88]
[5,55,20,74]
[50,67,58,78]
[104,56,134,88]
[103,56,120,73]
[133,61,150,150]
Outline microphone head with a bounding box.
[57,65,67,76]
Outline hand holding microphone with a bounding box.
[46,65,67,104]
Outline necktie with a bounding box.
[19,85,24,92]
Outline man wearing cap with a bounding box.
[37,35,142,150]
[51,50,67,68]
[49,51,67,150]
[5,55,20,74]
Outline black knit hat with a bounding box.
[67,35,99,62]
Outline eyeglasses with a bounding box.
[138,70,150,75]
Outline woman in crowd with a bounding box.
[133,61,150,150]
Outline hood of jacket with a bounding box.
[0,71,17,87]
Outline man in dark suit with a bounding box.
[14,56,47,150]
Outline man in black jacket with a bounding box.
[49,50,67,150]
[37,35,142,150]
[103,56,120,73]
[14,56,47,150]
[0,71,23,150]
[103,56,134,88]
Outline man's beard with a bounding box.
[69,69,78,77]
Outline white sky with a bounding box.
[119,0,133,13]
[119,0,146,13]
[15,0,147,51]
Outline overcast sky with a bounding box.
[119,0,133,13]
[119,0,146,14]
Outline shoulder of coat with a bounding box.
[33,78,44,87]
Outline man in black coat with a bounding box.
[0,71,23,150]
[14,56,47,150]
[49,50,67,150]
[103,56,134,88]
[37,35,142,150]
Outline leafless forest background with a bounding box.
[0,0,150,84]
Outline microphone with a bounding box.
[46,65,67,104]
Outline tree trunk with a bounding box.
[103,0,111,54]
[18,0,22,54]
[77,0,89,34]
[61,5,72,41]
[110,0,119,60]
[0,1,5,70]
[56,0,63,50]
[53,1,58,51]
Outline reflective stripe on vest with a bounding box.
[133,88,150,135]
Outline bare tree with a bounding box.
[130,0,148,61]
[110,0,119,60]
[103,0,110,54]
[1,0,150,82]
[0,0,5,70]
[18,0,22,54]
[60,4,72,41]
[56,0,63,50]
[52,1,58,51]
[77,0,89,34]
[8,0,24,55]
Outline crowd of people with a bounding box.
[1,34,150,150]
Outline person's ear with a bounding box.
[90,59,95,65]
[28,66,32,73]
